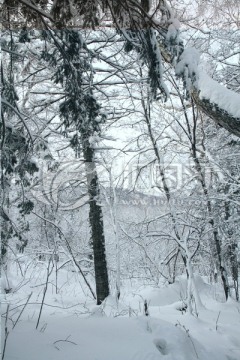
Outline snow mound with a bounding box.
[6,315,226,360]
[135,279,188,306]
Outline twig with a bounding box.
[2,301,84,316]
[32,211,96,300]
[40,323,48,333]
[36,258,53,329]
[175,321,199,359]
[215,311,221,331]
[2,304,10,360]
[53,335,77,350]
[13,292,32,329]
[1,99,33,142]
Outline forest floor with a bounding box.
[1,255,240,360]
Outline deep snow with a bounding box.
[1,256,240,360]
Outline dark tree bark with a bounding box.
[224,198,239,301]
[38,28,110,305]
[82,137,109,305]
[192,90,240,138]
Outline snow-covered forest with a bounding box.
[1,1,240,359]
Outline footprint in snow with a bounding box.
[153,338,168,355]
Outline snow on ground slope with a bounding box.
[4,315,228,360]
[1,257,240,360]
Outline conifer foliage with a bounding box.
[41,29,109,304]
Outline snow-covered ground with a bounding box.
[1,255,240,360]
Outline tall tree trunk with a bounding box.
[190,125,230,300]
[0,176,11,292]
[82,137,109,305]
[141,92,202,311]
[224,198,239,301]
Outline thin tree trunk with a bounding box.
[141,91,202,311]
[190,109,230,300]
[224,199,239,301]
[0,175,11,292]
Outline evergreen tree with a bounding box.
[41,29,109,304]
[1,42,38,287]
